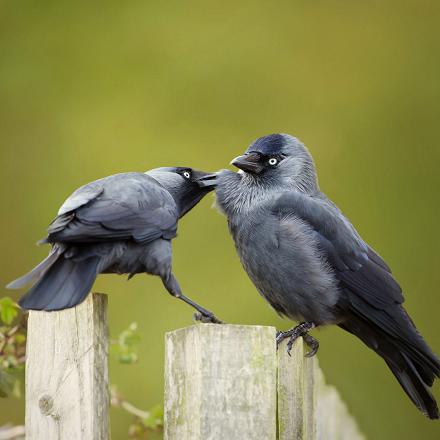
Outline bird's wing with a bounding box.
[274,192,440,416]
[47,173,178,244]
[273,191,404,308]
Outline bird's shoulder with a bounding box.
[270,190,339,217]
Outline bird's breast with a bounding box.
[229,213,341,324]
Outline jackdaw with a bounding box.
[201,133,440,418]
[8,167,221,323]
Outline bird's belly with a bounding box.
[232,218,341,325]
[100,239,172,278]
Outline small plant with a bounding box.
[111,386,164,439]
[0,297,26,399]
[110,322,141,364]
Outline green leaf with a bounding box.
[110,322,141,365]
[119,322,141,347]
[143,404,164,429]
[119,352,138,364]
[0,297,18,325]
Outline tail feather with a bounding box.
[18,256,100,311]
[6,248,60,289]
[340,311,440,419]
[386,353,437,419]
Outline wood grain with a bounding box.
[25,293,109,440]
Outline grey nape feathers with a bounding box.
[202,133,440,419]
[8,167,221,323]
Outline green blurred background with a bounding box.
[1,0,439,438]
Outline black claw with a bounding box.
[276,329,294,347]
[287,340,295,357]
[276,321,319,357]
[305,347,319,358]
[303,333,319,357]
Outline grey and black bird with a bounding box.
[201,133,440,418]
[8,167,221,323]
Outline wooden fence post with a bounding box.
[164,324,277,440]
[165,325,364,440]
[25,293,109,440]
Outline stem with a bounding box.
[120,401,150,420]
[111,387,150,420]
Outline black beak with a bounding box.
[196,172,218,189]
[230,153,264,174]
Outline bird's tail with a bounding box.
[340,309,440,419]
[6,247,61,290]
[17,255,101,311]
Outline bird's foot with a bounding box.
[193,311,224,324]
[276,322,319,357]
[302,333,319,357]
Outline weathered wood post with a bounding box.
[25,293,109,440]
[278,338,316,439]
[164,324,277,440]
[165,324,364,440]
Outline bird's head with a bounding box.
[230,133,319,193]
[146,167,215,217]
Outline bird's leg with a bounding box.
[162,273,223,324]
[276,321,319,357]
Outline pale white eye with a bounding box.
[183,171,191,179]
[268,158,278,166]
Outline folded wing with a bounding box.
[46,172,179,245]
[273,190,440,419]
